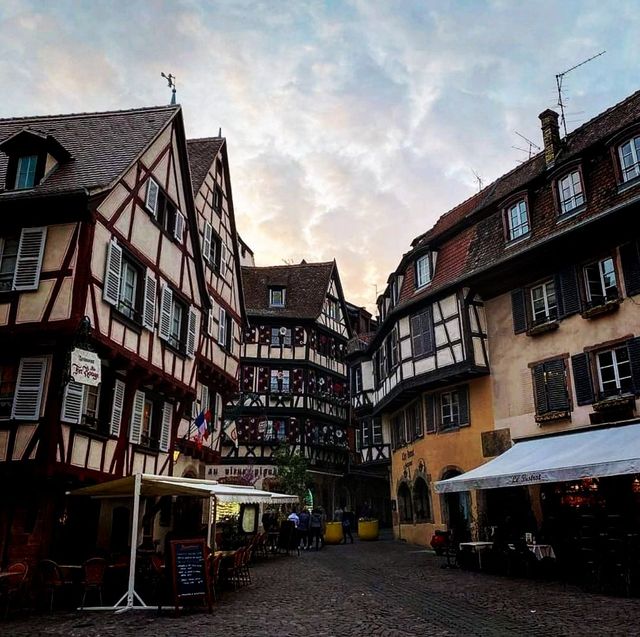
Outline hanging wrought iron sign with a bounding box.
[70,348,101,386]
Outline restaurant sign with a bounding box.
[70,348,101,386]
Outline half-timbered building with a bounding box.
[221,261,354,512]
[0,105,243,564]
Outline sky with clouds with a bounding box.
[0,1,637,311]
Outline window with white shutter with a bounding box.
[110,379,126,437]
[220,244,227,277]
[61,381,85,424]
[129,389,145,444]
[203,222,213,263]
[207,296,214,336]
[173,212,185,243]
[11,357,47,420]
[218,307,227,345]
[103,239,123,306]
[12,227,47,291]
[159,401,172,452]
[145,179,159,216]
[186,306,197,357]
[142,270,156,331]
[158,285,173,341]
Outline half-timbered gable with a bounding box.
[223,261,353,511]
[0,105,213,563]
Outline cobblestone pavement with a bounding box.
[4,538,640,636]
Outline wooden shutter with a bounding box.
[61,381,85,424]
[110,379,126,437]
[103,239,123,306]
[225,313,233,351]
[173,212,185,243]
[620,240,640,297]
[11,357,47,420]
[532,364,549,415]
[458,385,470,426]
[411,314,423,357]
[159,402,172,452]
[556,266,581,317]
[142,269,156,331]
[203,222,212,262]
[627,336,640,395]
[424,394,436,434]
[201,385,210,413]
[220,244,227,277]
[571,353,594,406]
[158,285,173,341]
[13,227,47,291]
[422,309,434,356]
[186,306,197,357]
[218,307,226,345]
[129,390,145,444]
[510,289,527,334]
[145,179,159,216]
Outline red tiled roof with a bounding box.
[242,262,335,320]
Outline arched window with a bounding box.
[397,482,413,523]
[413,477,431,522]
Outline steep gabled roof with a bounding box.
[186,137,225,194]
[0,105,179,196]
[242,262,335,320]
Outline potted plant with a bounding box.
[357,517,379,541]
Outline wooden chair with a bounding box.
[241,545,253,586]
[37,560,73,612]
[0,562,29,618]
[80,557,107,608]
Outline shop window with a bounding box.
[425,385,470,433]
[413,477,431,522]
[397,482,413,523]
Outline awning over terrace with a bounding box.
[435,421,640,493]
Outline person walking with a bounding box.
[309,507,324,550]
[298,507,310,550]
[342,506,354,544]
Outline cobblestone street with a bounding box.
[4,538,640,637]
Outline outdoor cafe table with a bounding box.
[459,542,556,569]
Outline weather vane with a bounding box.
[161,72,177,105]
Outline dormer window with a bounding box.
[269,287,286,307]
[558,170,585,215]
[15,155,38,190]
[619,135,640,183]
[415,254,432,289]
[506,199,530,242]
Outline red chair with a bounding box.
[37,560,73,612]
[80,558,107,608]
[0,562,28,618]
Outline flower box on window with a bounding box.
[527,320,560,337]
[581,298,621,319]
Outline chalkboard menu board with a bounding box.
[170,539,211,612]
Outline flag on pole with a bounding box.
[194,409,211,439]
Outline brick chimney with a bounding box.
[539,109,561,167]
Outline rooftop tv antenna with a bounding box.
[160,72,177,105]
[512,131,541,159]
[555,50,606,137]
[471,169,483,192]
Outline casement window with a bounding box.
[15,155,38,190]
[584,257,618,307]
[532,358,570,418]
[270,369,290,393]
[506,199,530,241]
[425,385,470,433]
[355,426,362,452]
[390,280,398,307]
[376,344,388,383]
[410,308,434,358]
[271,327,292,346]
[217,307,233,351]
[61,381,101,428]
[530,280,558,325]
[128,389,172,451]
[265,419,286,442]
[415,254,432,288]
[145,178,183,242]
[327,297,339,320]
[0,357,48,421]
[0,227,47,293]
[213,185,223,214]
[269,287,286,308]
[103,240,157,329]
[351,365,363,394]
[386,328,399,370]
[558,170,585,215]
[572,338,640,405]
[372,417,382,444]
[361,420,370,447]
[158,284,197,356]
[619,135,640,183]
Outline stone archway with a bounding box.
[440,467,471,541]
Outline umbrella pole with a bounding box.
[207,495,213,549]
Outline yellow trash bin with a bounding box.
[358,519,379,541]
[324,521,344,544]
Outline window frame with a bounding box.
[415,254,431,289]
[505,198,530,242]
[618,135,640,183]
[15,155,38,190]
[117,254,144,323]
[529,279,558,326]
[557,169,586,216]
[595,345,633,399]
[269,287,286,308]
[0,235,20,293]
[410,308,434,359]
[270,369,291,394]
[583,256,619,308]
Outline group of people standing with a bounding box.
[287,507,327,550]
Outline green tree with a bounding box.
[272,444,312,503]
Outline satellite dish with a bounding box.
[279,326,288,336]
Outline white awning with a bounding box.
[68,473,298,504]
[435,421,640,493]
